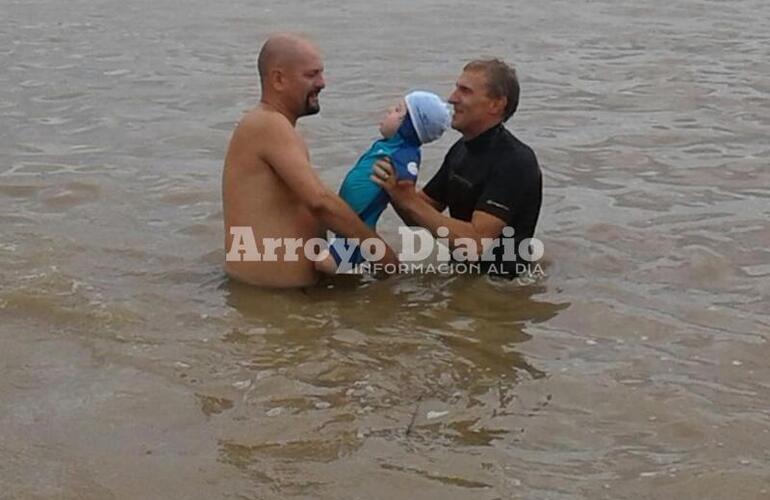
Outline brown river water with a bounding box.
[1,0,769,498]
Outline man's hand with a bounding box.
[370,157,397,191]
[379,241,400,269]
[372,157,507,253]
[371,157,417,204]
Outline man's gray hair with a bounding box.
[464,58,520,121]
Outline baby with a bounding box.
[318,90,451,273]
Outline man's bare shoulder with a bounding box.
[236,106,296,142]
[226,107,301,172]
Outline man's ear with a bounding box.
[270,68,285,91]
[489,96,507,118]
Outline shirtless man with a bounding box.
[222,34,397,287]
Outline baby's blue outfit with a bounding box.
[340,116,421,227]
[329,116,422,267]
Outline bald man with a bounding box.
[222,34,398,287]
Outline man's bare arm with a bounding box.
[372,158,505,251]
[260,117,398,264]
[389,189,444,226]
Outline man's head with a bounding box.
[257,34,325,118]
[448,58,520,139]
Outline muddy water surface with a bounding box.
[1,0,769,498]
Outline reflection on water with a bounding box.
[225,276,563,390]
[215,276,567,495]
[1,0,769,497]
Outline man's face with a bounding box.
[286,47,325,117]
[448,70,499,135]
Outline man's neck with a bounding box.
[461,120,502,141]
[260,97,297,126]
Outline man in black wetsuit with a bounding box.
[372,58,542,277]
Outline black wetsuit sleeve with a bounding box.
[475,149,540,223]
[422,155,451,205]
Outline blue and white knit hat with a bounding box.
[404,90,451,144]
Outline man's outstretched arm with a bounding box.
[261,117,399,266]
[388,189,444,227]
[372,157,506,251]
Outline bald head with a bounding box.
[256,34,325,119]
[257,33,318,87]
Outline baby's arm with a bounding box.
[390,147,421,183]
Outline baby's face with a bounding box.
[378,99,407,138]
